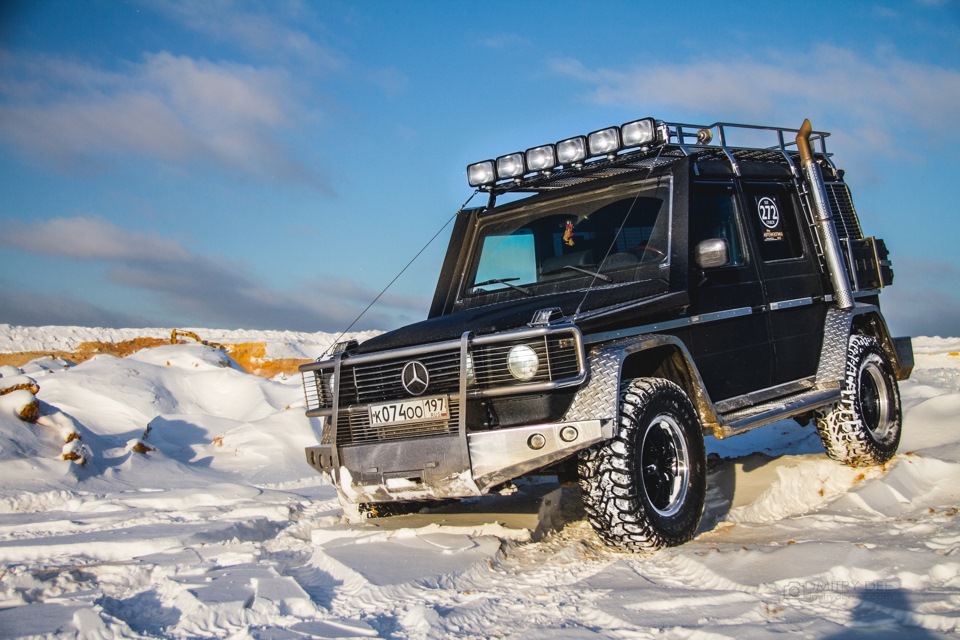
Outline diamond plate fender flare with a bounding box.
[560,333,721,437]
[819,303,912,383]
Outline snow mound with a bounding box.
[0,330,957,638]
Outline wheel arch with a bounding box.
[563,335,721,437]
[818,305,912,384]
[850,309,911,380]
[619,338,720,436]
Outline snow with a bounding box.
[0,328,957,638]
[0,323,381,360]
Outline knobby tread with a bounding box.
[815,334,902,467]
[578,377,706,552]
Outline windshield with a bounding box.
[462,177,672,303]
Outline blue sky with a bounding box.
[1,0,958,337]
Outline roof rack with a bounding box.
[668,120,833,177]
[474,119,833,201]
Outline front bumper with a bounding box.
[301,324,598,503]
[305,418,612,503]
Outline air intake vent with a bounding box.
[825,183,863,240]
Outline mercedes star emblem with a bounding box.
[401,361,430,396]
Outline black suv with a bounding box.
[300,117,914,551]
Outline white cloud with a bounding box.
[144,0,346,69]
[550,45,960,154]
[0,216,426,332]
[0,50,330,190]
[0,289,153,329]
[4,216,192,262]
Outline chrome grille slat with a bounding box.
[302,328,584,445]
[342,349,461,405]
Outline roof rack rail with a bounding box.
[471,118,833,203]
[666,120,832,177]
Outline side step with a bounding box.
[716,387,841,439]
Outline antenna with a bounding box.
[321,190,481,358]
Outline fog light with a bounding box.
[528,433,546,450]
[507,344,539,381]
[559,425,579,442]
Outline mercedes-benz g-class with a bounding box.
[300,117,913,551]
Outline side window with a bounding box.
[746,189,804,261]
[691,185,746,266]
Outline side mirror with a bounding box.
[695,238,730,269]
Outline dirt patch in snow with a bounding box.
[0,337,310,378]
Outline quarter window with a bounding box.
[747,192,804,261]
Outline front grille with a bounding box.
[337,398,461,445]
[339,349,461,405]
[825,183,863,240]
[301,327,585,446]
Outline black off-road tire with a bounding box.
[578,378,707,552]
[815,334,902,467]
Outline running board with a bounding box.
[716,387,841,439]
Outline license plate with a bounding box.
[368,395,449,426]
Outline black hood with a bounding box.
[355,280,680,354]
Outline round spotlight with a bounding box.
[507,344,539,381]
[559,426,579,442]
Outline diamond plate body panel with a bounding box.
[561,344,624,423]
[816,307,853,384]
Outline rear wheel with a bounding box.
[579,378,706,551]
[815,334,902,466]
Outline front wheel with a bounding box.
[815,334,902,467]
[579,378,706,552]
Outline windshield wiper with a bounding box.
[540,264,612,282]
[471,278,533,296]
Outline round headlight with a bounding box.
[507,344,539,381]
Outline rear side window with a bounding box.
[745,190,804,262]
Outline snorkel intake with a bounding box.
[796,119,854,310]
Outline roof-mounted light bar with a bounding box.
[466,117,662,187]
